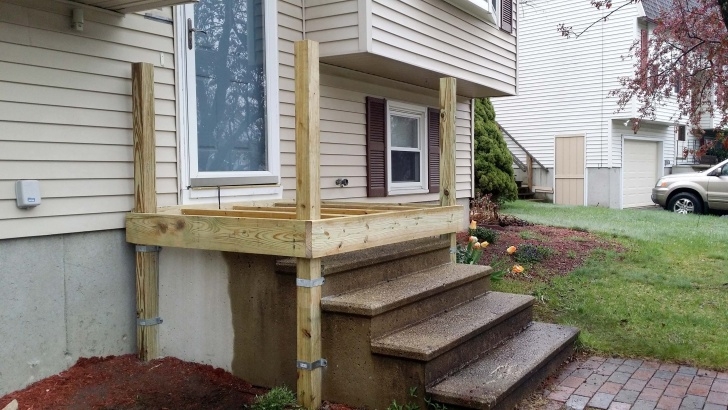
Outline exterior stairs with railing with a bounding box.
[277,237,579,409]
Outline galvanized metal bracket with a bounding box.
[296,358,327,371]
[296,277,325,288]
[137,317,163,326]
[136,245,161,253]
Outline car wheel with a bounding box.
[668,192,703,214]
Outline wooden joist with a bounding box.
[125,205,462,259]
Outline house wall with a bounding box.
[0,230,136,396]
[491,0,686,208]
[278,0,475,202]
[492,0,637,171]
[0,0,479,396]
[0,0,178,240]
[306,0,518,96]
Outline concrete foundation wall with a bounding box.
[587,168,621,208]
[0,230,136,396]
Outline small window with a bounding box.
[365,97,440,197]
[677,125,686,141]
[388,102,428,194]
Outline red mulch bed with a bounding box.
[0,355,266,410]
[1,222,622,410]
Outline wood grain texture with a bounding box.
[295,40,321,221]
[126,213,310,257]
[132,62,156,213]
[309,205,463,258]
[439,78,457,262]
[131,62,159,362]
[296,257,323,409]
[526,154,533,192]
[295,40,323,410]
[135,250,158,361]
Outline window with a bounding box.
[176,0,280,200]
[440,0,512,32]
[388,103,427,193]
[365,97,440,197]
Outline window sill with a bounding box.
[182,185,283,205]
[387,188,431,196]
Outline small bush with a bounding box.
[252,386,297,410]
[513,244,553,264]
[474,226,499,244]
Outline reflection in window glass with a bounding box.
[390,115,419,148]
[391,151,421,182]
[195,0,266,172]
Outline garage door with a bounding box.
[623,140,659,208]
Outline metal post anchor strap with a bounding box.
[296,358,328,371]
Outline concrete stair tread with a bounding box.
[321,263,491,316]
[371,292,534,361]
[276,237,450,275]
[427,322,579,409]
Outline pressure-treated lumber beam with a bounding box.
[439,77,457,262]
[125,213,309,257]
[131,62,159,361]
[294,39,323,410]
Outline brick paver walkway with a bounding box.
[543,356,728,410]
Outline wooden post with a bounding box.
[439,78,457,262]
[527,154,534,192]
[131,62,159,361]
[294,40,323,410]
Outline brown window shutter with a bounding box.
[501,0,513,33]
[427,107,440,194]
[366,97,387,197]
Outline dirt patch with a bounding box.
[1,224,621,410]
[458,224,623,282]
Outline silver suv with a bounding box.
[652,158,728,213]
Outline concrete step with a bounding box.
[372,292,533,361]
[276,237,451,296]
[427,322,579,410]
[372,292,534,386]
[322,263,491,338]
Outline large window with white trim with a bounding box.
[177,0,279,197]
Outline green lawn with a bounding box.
[494,201,728,370]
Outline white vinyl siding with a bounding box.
[0,0,177,240]
[305,0,360,54]
[492,0,637,169]
[304,0,517,96]
[280,0,473,201]
[611,121,672,169]
[370,0,516,92]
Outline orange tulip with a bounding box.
[507,246,517,254]
[469,236,479,243]
[511,264,524,274]
[473,242,482,249]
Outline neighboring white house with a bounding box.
[493,0,699,209]
[0,0,517,396]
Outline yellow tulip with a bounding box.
[469,236,479,243]
[469,220,477,230]
[511,265,524,274]
[480,241,489,248]
[507,246,517,254]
